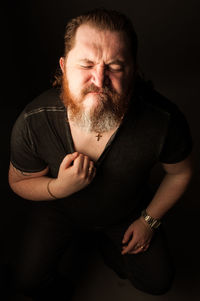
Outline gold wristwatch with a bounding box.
[141,210,161,230]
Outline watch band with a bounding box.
[141,210,161,230]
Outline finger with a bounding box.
[88,162,96,181]
[127,243,150,254]
[73,154,84,172]
[82,156,90,175]
[130,246,145,254]
[122,239,146,255]
[143,244,150,252]
[121,239,136,255]
[122,227,133,245]
[60,152,79,170]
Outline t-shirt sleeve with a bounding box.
[10,111,47,172]
[159,105,193,164]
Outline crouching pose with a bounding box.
[9,8,193,300]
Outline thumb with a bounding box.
[122,226,133,244]
[60,152,79,170]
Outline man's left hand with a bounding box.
[121,217,154,255]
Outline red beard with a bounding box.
[60,73,131,133]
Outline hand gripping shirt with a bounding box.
[10,85,192,227]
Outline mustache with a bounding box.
[81,84,118,97]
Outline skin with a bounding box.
[9,153,96,200]
[59,24,134,112]
[9,24,193,256]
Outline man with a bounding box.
[9,8,193,299]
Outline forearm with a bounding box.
[146,171,192,219]
[9,153,96,201]
[10,176,56,201]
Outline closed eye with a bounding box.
[78,59,94,69]
[80,65,93,69]
[109,66,123,72]
[107,62,124,72]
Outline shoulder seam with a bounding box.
[24,106,65,118]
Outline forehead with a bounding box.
[71,24,131,61]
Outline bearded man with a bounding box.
[9,8,193,300]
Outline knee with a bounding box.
[142,274,174,295]
[130,276,174,295]
[129,266,175,295]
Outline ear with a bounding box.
[59,57,65,73]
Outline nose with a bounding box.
[91,65,108,88]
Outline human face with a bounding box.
[60,24,134,112]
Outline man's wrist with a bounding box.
[47,179,58,199]
[141,210,161,230]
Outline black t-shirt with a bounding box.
[10,86,192,227]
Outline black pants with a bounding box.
[11,202,174,299]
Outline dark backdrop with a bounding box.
[1,0,200,298]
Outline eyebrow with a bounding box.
[78,58,125,65]
[108,59,125,65]
[78,59,94,64]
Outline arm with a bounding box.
[146,155,193,219]
[121,155,193,255]
[8,152,96,201]
[9,163,51,201]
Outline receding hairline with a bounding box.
[63,9,138,60]
[65,22,133,58]
[77,22,131,40]
[52,9,138,87]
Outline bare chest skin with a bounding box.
[69,122,119,162]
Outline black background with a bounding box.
[1,0,200,299]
